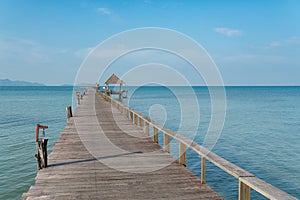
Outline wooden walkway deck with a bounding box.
[23,88,222,200]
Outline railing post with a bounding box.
[139,117,143,128]
[239,180,250,200]
[201,157,206,184]
[77,94,80,105]
[145,121,150,136]
[164,133,170,153]
[130,111,133,122]
[134,113,138,125]
[153,127,158,143]
[179,142,186,167]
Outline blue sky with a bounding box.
[0,0,300,85]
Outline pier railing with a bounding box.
[100,92,297,200]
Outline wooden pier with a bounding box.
[22,88,221,200]
[23,87,297,200]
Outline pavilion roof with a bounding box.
[105,74,124,85]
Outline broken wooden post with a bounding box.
[36,139,48,170]
[35,124,49,170]
[66,106,73,119]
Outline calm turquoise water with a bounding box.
[0,86,299,199]
[0,86,73,199]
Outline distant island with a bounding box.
[0,79,45,86]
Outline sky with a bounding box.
[0,0,300,85]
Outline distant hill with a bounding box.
[60,84,73,86]
[0,79,45,86]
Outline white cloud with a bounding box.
[74,47,95,58]
[213,27,242,37]
[255,37,300,49]
[0,35,49,62]
[217,54,287,64]
[97,7,111,15]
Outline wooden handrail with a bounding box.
[100,92,297,200]
[35,124,48,142]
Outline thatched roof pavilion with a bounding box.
[104,74,127,98]
[105,74,124,85]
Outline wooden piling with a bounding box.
[35,124,49,170]
[66,106,73,118]
[35,139,48,170]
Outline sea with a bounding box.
[0,86,299,199]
